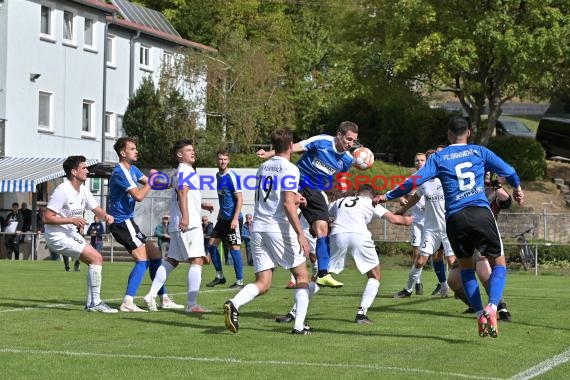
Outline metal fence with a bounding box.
[369,211,570,243]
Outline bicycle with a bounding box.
[513,227,535,270]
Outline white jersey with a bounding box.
[169,163,202,231]
[415,178,446,232]
[252,156,300,233]
[410,196,425,226]
[328,196,388,238]
[45,180,98,237]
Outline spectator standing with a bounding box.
[154,215,171,256]
[4,202,23,260]
[201,216,213,252]
[242,213,253,266]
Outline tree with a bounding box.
[367,0,570,144]
[123,76,195,167]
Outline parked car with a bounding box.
[536,117,570,159]
[494,118,535,138]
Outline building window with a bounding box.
[38,91,52,131]
[106,35,115,66]
[84,18,94,47]
[63,10,74,43]
[40,5,55,41]
[162,51,173,69]
[105,111,115,137]
[116,114,124,137]
[139,45,150,68]
[82,100,94,135]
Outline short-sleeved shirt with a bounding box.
[45,181,98,237]
[328,196,388,238]
[252,156,300,234]
[169,163,202,231]
[108,163,145,223]
[415,178,446,232]
[297,135,353,190]
[216,170,243,221]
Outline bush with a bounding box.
[487,136,546,180]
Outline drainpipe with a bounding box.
[129,31,141,96]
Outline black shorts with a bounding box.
[109,219,146,252]
[446,207,502,259]
[299,187,329,225]
[211,218,243,246]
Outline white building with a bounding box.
[0,0,216,226]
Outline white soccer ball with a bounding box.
[352,147,374,170]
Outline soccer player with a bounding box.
[375,117,524,338]
[205,150,245,289]
[393,151,456,299]
[256,121,359,288]
[43,155,116,313]
[224,128,312,335]
[277,184,411,325]
[447,172,512,321]
[143,139,214,312]
[108,137,182,312]
[399,152,427,295]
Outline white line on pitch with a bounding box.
[0,290,231,313]
[0,348,502,379]
[509,347,570,380]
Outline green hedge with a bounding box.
[487,136,546,180]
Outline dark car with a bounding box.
[536,117,570,159]
[495,118,535,138]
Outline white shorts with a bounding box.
[45,231,88,259]
[252,231,306,273]
[328,233,379,275]
[419,229,454,257]
[410,223,423,247]
[167,228,205,262]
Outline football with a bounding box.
[352,147,374,170]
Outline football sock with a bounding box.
[230,249,243,281]
[87,264,102,306]
[407,265,422,292]
[187,264,202,307]
[293,288,310,332]
[433,259,447,283]
[316,236,330,277]
[360,278,380,312]
[288,281,320,315]
[149,258,166,296]
[461,268,483,312]
[125,261,147,298]
[231,283,259,309]
[207,245,223,273]
[488,265,507,307]
[149,261,174,297]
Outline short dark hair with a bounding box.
[11,202,19,207]
[172,139,194,155]
[425,149,436,158]
[447,117,469,135]
[113,137,137,157]
[337,121,359,135]
[216,148,230,157]
[356,184,375,198]
[271,128,293,153]
[63,155,87,179]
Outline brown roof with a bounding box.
[109,17,217,53]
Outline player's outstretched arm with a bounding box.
[382,212,413,226]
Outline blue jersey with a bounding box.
[216,170,242,221]
[297,135,353,189]
[387,144,520,218]
[108,163,145,223]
